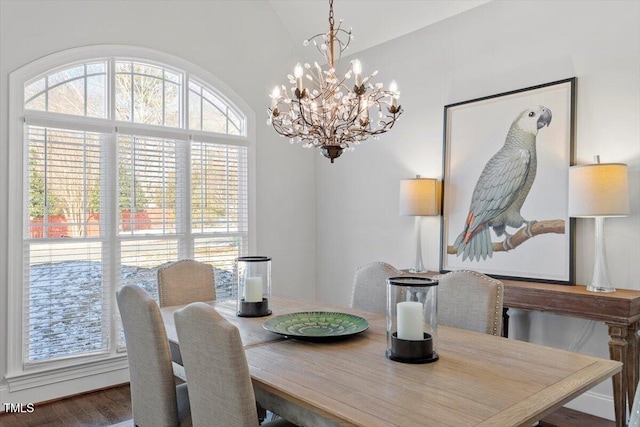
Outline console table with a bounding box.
[410,270,640,427]
[500,279,640,427]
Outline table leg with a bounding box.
[502,307,510,338]
[626,321,640,413]
[608,322,629,427]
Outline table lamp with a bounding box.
[568,157,629,292]
[399,176,441,273]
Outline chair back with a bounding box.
[350,262,402,314]
[174,302,260,427]
[433,270,503,336]
[116,284,187,427]
[158,259,216,307]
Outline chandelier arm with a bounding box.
[336,28,352,49]
[271,115,300,136]
[295,99,315,129]
[271,123,296,139]
[331,30,351,59]
[334,104,358,127]
[314,42,330,61]
[369,91,394,103]
[274,121,328,143]
[368,114,402,134]
[306,32,330,41]
[353,96,364,118]
[291,101,329,143]
[349,110,402,136]
[306,27,352,65]
[310,66,323,90]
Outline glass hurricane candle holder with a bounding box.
[236,256,272,317]
[386,276,439,363]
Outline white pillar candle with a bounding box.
[244,277,263,303]
[397,301,424,341]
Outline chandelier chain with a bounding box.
[328,0,335,67]
[329,0,334,29]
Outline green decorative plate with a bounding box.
[263,312,369,341]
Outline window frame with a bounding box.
[7,45,256,379]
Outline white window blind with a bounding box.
[117,134,186,305]
[191,142,247,234]
[118,135,185,235]
[191,141,248,298]
[24,125,110,363]
[17,56,250,366]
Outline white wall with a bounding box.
[0,0,315,403]
[314,0,639,420]
[2,0,639,418]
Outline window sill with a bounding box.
[5,354,129,393]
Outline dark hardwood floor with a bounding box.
[0,385,132,427]
[0,383,615,427]
[539,407,615,427]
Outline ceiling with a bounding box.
[268,0,491,59]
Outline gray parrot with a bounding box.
[453,105,552,262]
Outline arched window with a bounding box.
[8,46,253,369]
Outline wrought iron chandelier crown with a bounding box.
[267,0,403,163]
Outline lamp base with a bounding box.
[586,217,615,293]
[587,216,616,292]
[409,216,425,273]
[586,285,615,293]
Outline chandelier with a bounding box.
[267,0,403,163]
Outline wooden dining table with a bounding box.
[160,297,621,427]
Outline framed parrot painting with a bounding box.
[440,78,576,284]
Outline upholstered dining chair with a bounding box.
[350,261,403,314]
[157,259,216,308]
[116,284,192,427]
[433,269,504,336]
[174,302,295,427]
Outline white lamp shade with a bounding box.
[399,178,440,216]
[568,163,629,217]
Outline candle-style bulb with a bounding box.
[271,86,280,108]
[389,80,398,95]
[389,80,398,108]
[294,63,304,93]
[353,59,362,86]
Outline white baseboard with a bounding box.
[1,362,130,406]
[564,389,616,421]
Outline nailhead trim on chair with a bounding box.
[435,269,504,336]
[349,261,402,309]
